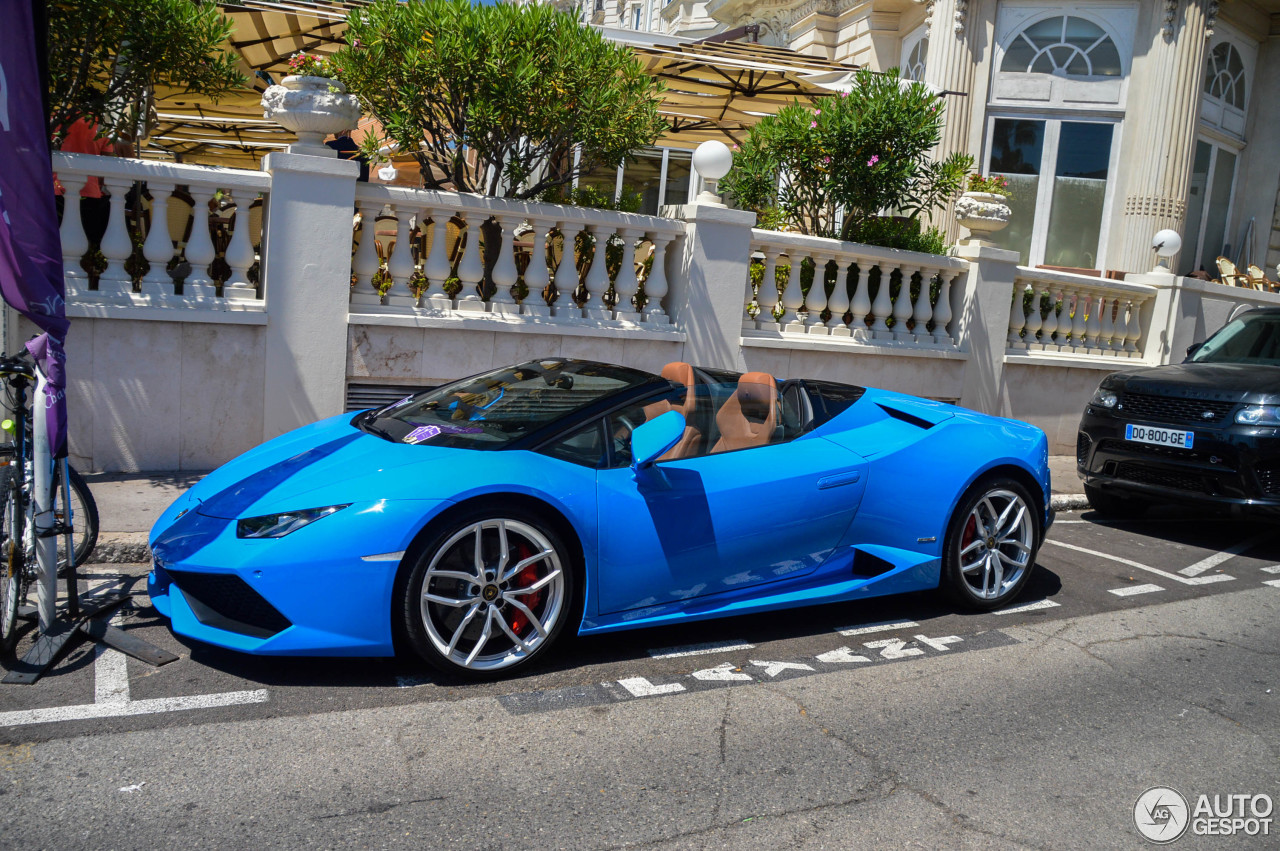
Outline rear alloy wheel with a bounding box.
[403,510,575,676]
[1083,484,1150,518]
[942,478,1040,610]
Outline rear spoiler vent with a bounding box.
[877,403,935,430]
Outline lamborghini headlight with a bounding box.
[236,505,349,539]
[1235,405,1280,426]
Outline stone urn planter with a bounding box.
[261,75,361,157]
[955,191,1012,246]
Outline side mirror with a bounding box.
[630,411,685,471]
[1184,341,1204,361]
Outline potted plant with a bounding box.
[955,173,1013,245]
[261,52,361,156]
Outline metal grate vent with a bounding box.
[1120,393,1234,425]
[345,383,434,413]
[1114,462,1206,494]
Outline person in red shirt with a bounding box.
[53,119,114,245]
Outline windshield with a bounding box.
[360,360,655,449]
[1189,314,1280,366]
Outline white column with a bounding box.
[552,223,584,318]
[1098,295,1116,352]
[849,262,872,341]
[892,266,918,342]
[1069,290,1088,351]
[58,175,89,298]
[351,199,384,308]
[184,187,218,299]
[1039,286,1058,351]
[582,225,613,320]
[933,270,957,346]
[804,253,827,335]
[912,269,935,344]
[613,229,643,322]
[670,204,757,369]
[754,249,779,333]
[870,265,893,339]
[383,207,417,311]
[522,219,552,317]
[489,214,520,317]
[455,214,486,313]
[140,181,175,294]
[259,151,360,440]
[779,253,804,332]
[828,258,852,337]
[642,233,672,325]
[1123,298,1143,354]
[1084,293,1102,353]
[743,251,760,330]
[1023,284,1042,349]
[422,208,454,312]
[223,190,258,302]
[99,177,135,299]
[1007,282,1027,349]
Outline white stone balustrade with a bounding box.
[1006,267,1157,358]
[51,151,269,311]
[744,229,969,349]
[348,183,684,327]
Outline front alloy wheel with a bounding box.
[943,478,1039,610]
[404,512,573,676]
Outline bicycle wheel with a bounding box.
[55,463,99,575]
[0,471,25,653]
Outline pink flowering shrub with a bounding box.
[719,67,971,245]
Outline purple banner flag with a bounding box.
[0,0,71,458]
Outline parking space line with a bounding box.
[648,640,755,659]
[835,619,919,637]
[1044,539,1236,586]
[1264,579,1280,588]
[994,599,1060,614]
[1261,566,1280,574]
[1178,531,1277,576]
[1108,584,1164,597]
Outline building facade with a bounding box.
[573,0,1280,279]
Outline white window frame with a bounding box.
[1199,26,1256,141]
[1186,133,1242,272]
[983,111,1124,270]
[572,146,697,210]
[900,24,928,82]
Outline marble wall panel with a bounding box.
[1005,362,1110,454]
[348,325,426,380]
[416,328,497,383]
[558,333,625,365]
[619,339,686,374]
[741,347,793,380]
[490,330,565,367]
[90,319,184,471]
[179,323,266,471]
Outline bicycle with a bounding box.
[0,350,99,652]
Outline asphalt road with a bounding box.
[1,507,1278,849]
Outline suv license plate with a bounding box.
[1125,424,1195,449]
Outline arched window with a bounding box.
[1000,15,1122,77]
[901,29,928,82]
[1203,42,1246,111]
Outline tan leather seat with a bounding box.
[641,362,702,460]
[712,372,778,453]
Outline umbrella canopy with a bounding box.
[144,7,857,164]
[144,1,368,166]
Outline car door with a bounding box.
[595,436,867,614]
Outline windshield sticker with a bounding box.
[404,424,483,443]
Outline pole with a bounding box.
[32,368,56,632]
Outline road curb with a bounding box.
[1050,493,1089,511]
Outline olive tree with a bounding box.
[47,0,245,146]
[334,0,667,198]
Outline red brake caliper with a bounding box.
[506,543,544,638]
[961,515,978,557]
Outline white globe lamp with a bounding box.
[692,140,734,206]
[1151,229,1182,274]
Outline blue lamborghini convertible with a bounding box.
[149,359,1051,676]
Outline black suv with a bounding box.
[1077,307,1280,516]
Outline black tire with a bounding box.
[942,476,1041,611]
[56,464,99,575]
[399,505,579,678]
[1083,484,1150,519]
[0,475,24,653]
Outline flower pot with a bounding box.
[955,191,1011,245]
[261,75,361,157]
